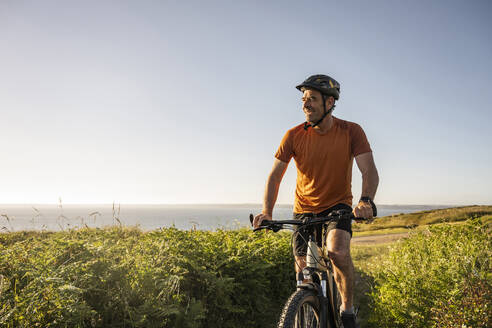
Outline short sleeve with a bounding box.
[275,130,294,163]
[350,123,372,156]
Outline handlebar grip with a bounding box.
[250,213,274,231]
[250,213,271,226]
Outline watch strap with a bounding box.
[359,197,377,217]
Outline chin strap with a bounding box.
[303,95,335,130]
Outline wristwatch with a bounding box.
[359,196,377,217]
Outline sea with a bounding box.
[0,204,454,232]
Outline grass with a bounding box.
[352,219,478,237]
[351,216,491,328]
[353,227,412,237]
[1,205,491,327]
[367,218,491,327]
[352,243,392,326]
[352,205,492,235]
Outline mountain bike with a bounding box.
[250,210,364,328]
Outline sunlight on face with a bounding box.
[302,89,324,123]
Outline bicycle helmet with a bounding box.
[296,74,340,100]
[296,74,341,130]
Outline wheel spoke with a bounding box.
[278,290,321,328]
[293,303,319,328]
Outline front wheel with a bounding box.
[331,277,342,327]
[277,289,321,328]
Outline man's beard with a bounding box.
[304,108,319,123]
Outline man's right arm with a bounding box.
[253,158,289,228]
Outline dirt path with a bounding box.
[352,232,409,245]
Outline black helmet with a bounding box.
[296,74,340,100]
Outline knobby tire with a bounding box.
[277,289,321,328]
[331,277,342,327]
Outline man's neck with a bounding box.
[313,115,334,134]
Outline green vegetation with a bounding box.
[0,206,490,327]
[0,228,294,327]
[353,205,492,233]
[351,243,392,325]
[366,219,491,327]
[353,226,416,237]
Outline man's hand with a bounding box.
[353,200,374,222]
[253,213,272,229]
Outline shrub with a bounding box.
[368,219,491,328]
[0,227,295,327]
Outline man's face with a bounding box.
[302,89,325,123]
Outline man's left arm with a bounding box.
[353,152,379,218]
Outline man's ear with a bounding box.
[325,96,335,108]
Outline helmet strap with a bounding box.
[303,94,335,130]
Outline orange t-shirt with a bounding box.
[275,116,372,214]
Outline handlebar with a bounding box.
[249,210,369,232]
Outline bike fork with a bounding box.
[321,272,328,297]
[320,271,329,328]
[296,272,303,286]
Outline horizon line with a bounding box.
[0,202,485,207]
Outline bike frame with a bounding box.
[296,233,340,328]
[250,211,358,327]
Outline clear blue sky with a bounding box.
[1,0,491,205]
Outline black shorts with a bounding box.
[293,203,353,257]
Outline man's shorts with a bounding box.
[293,203,353,257]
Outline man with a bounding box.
[253,74,379,328]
